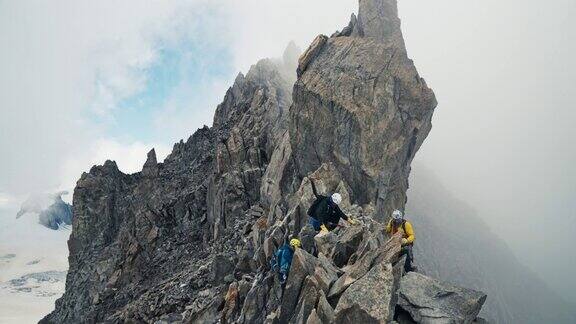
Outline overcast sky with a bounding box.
[0,0,574,304]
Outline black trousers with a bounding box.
[400,244,414,272]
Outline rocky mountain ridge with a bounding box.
[43,1,487,323]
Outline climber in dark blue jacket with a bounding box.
[307,178,358,232]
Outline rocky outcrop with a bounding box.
[334,258,396,323]
[398,272,487,324]
[42,1,487,324]
[352,0,405,46]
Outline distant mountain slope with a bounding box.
[38,196,73,230]
[16,192,73,230]
[406,164,576,323]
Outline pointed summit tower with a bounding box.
[291,0,437,220]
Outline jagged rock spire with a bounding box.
[283,41,301,68]
[142,148,158,177]
[352,0,405,48]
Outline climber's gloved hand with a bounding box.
[348,218,358,225]
[401,238,408,245]
[280,273,288,284]
[320,224,329,233]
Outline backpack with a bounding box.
[392,219,408,235]
[307,195,328,217]
[399,220,414,246]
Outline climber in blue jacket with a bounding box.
[271,238,301,285]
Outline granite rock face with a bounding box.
[42,1,487,324]
[398,272,487,324]
[334,257,396,323]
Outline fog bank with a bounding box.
[399,0,576,303]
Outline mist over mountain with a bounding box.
[407,164,576,323]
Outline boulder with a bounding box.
[187,292,225,324]
[290,276,321,324]
[263,237,276,260]
[221,282,239,323]
[393,255,407,288]
[317,291,335,324]
[153,313,182,324]
[211,255,235,283]
[238,273,277,324]
[300,224,320,256]
[305,309,322,324]
[328,274,355,300]
[351,228,388,265]
[331,225,364,267]
[372,233,402,265]
[329,234,401,299]
[280,249,318,323]
[398,272,487,324]
[334,262,396,323]
[316,253,341,276]
[314,231,336,257]
[313,264,338,294]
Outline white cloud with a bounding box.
[224,0,356,74]
[0,0,359,200]
[0,192,16,209]
[0,0,218,197]
[151,76,232,141]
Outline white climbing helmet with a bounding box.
[331,193,342,205]
[392,209,403,220]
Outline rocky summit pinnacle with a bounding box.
[42,1,485,324]
[291,0,435,222]
[353,0,405,46]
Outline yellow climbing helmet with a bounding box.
[290,238,301,249]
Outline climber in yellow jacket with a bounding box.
[386,210,416,272]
